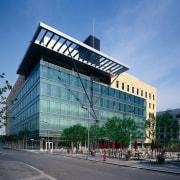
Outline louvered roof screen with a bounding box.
[17,22,129,78]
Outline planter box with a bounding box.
[126,156,131,161]
[67,149,73,154]
[91,152,96,156]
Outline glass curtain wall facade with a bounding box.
[9,64,40,137]
[10,60,146,140]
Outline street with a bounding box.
[0,148,179,180]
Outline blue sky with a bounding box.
[0,0,180,116]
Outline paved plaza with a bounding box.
[59,151,180,174]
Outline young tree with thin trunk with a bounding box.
[0,73,12,129]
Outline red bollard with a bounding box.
[103,153,106,161]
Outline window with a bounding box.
[149,93,151,99]
[50,101,57,114]
[149,103,151,109]
[132,87,134,93]
[124,104,127,112]
[153,104,154,110]
[176,114,180,118]
[145,92,147,98]
[137,88,139,95]
[122,83,124,90]
[141,90,143,97]
[71,76,78,86]
[127,85,129,92]
[51,85,58,98]
[152,123,155,129]
[116,81,119,88]
[153,94,155,100]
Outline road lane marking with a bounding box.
[12,161,57,180]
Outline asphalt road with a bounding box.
[0,148,179,180]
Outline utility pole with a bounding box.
[129,110,134,150]
[81,106,90,159]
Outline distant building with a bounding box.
[157,108,180,146]
[7,22,156,146]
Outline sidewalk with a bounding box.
[50,150,180,175]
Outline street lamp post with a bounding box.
[129,110,134,150]
[43,121,49,150]
[81,106,90,159]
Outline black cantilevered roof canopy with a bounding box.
[17,22,129,84]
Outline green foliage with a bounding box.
[17,129,31,140]
[61,123,87,147]
[0,135,8,142]
[0,73,17,129]
[61,115,140,148]
[104,115,139,147]
[89,123,101,143]
[1,129,31,142]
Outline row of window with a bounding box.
[10,84,39,116]
[41,60,147,107]
[41,62,146,107]
[170,114,180,119]
[40,98,146,119]
[10,117,39,135]
[10,101,39,128]
[40,81,146,109]
[149,103,155,110]
[116,81,155,100]
[15,65,40,101]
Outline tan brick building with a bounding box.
[111,73,156,143]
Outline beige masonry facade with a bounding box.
[6,75,25,135]
[111,73,156,143]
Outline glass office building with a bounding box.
[10,60,146,138]
[8,23,146,141]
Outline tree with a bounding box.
[89,123,104,149]
[89,123,101,143]
[61,123,87,149]
[145,113,156,142]
[104,115,139,147]
[0,73,12,129]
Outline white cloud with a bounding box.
[99,0,180,111]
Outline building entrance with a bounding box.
[46,142,53,151]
